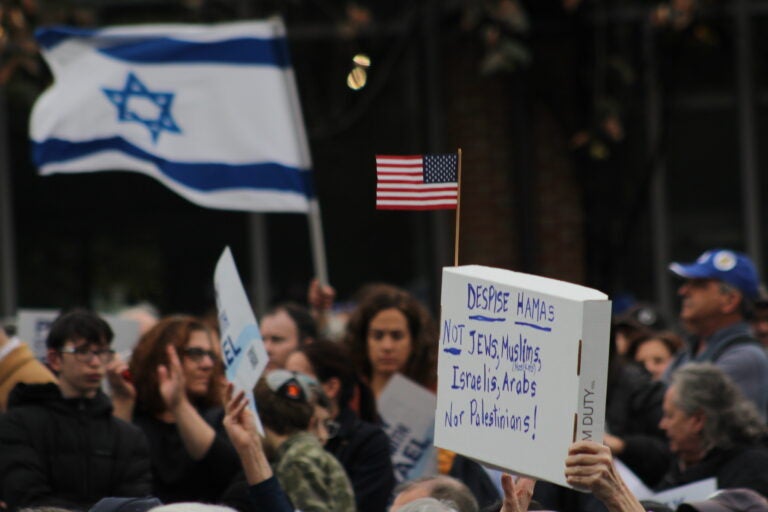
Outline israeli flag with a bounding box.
[31,20,314,212]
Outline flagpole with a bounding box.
[454,148,463,267]
[307,198,329,285]
[0,88,16,319]
[276,18,331,287]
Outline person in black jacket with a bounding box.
[285,339,396,512]
[656,363,768,495]
[0,309,152,511]
[107,315,239,504]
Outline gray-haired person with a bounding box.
[657,363,768,494]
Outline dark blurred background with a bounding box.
[0,0,764,322]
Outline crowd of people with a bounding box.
[1,247,768,512]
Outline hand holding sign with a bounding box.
[214,247,269,436]
[564,441,645,512]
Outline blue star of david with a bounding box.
[102,72,181,144]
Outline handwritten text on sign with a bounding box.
[436,265,610,488]
[441,285,558,440]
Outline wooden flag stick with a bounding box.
[454,148,463,267]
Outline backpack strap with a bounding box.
[710,334,761,362]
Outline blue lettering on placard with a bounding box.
[222,335,241,367]
[441,319,466,346]
[388,424,410,455]
[467,398,538,440]
[451,363,498,394]
[444,401,465,427]
[516,291,556,325]
[218,309,231,333]
[467,283,510,314]
[499,334,542,371]
[403,437,430,462]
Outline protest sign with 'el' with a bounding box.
[214,246,268,435]
[434,265,611,488]
[378,374,438,482]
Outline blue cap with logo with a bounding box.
[669,248,760,300]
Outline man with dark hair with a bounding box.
[0,309,152,510]
[254,369,354,512]
[260,303,317,371]
[665,248,768,417]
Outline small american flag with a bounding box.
[375,154,459,210]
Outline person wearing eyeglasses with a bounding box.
[106,315,239,504]
[0,309,152,511]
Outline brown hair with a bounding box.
[343,283,437,389]
[253,378,313,435]
[627,330,684,360]
[130,315,223,416]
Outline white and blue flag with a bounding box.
[30,20,314,212]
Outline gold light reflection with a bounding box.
[347,66,367,90]
[352,53,370,68]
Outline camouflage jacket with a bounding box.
[275,431,356,512]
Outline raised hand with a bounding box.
[564,441,644,512]
[500,474,536,512]
[222,382,272,486]
[158,344,187,412]
[106,354,136,400]
[106,354,136,421]
[223,383,260,452]
[308,278,336,313]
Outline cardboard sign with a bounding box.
[18,309,140,361]
[17,309,56,360]
[434,265,611,488]
[651,479,717,509]
[214,247,268,435]
[616,459,717,508]
[378,373,438,482]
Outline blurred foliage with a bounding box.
[0,0,728,161]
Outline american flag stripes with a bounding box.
[375,154,459,210]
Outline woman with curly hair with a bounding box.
[107,315,239,503]
[343,283,438,398]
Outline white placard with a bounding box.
[651,479,717,509]
[434,265,611,488]
[615,459,717,508]
[614,459,652,499]
[17,309,57,360]
[379,373,438,482]
[214,246,268,435]
[18,309,140,361]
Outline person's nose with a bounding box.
[196,352,215,370]
[678,282,690,296]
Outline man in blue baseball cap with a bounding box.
[665,248,768,418]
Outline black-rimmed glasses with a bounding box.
[324,419,341,439]
[60,345,115,363]
[181,347,218,363]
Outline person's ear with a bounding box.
[691,410,707,434]
[47,348,62,373]
[721,289,742,314]
[322,377,342,401]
